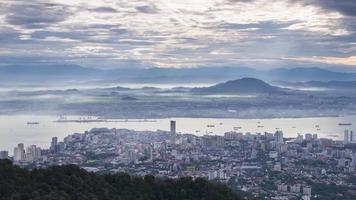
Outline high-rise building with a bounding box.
[14,143,25,162]
[128,150,136,163]
[50,137,58,153]
[170,120,176,135]
[344,130,349,144]
[312,134,318,140]
[305,133,312,141]
[202,135,224,149]
[170,120,176,144]
[344,130,354,144]
[25,145,42,162]
[275,131,284,144]
[295,134,303,143]
[144,145,153,161]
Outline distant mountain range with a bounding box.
[192,77,283,94]
[279,80,356,89]
[0,64,356,84]
[266,67,356,82]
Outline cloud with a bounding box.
[135,4,159,14]
[285,56,356,67]
[0,0,354,70]
[4,2,73,28]
[295,0,356,17]
[89,6,118,13]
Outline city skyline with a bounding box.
[1,121,355,199]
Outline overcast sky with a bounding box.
[0,0,355,70]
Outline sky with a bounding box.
[0,0,355,70]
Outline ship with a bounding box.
[339,123,352,126]
[207,125,215,128]
[27,122,40,125]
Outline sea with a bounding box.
[0,115,355,154]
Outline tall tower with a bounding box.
[170,120,176,144]
[14,143,25,161]
[170,120,176,135]
[50,137,58,153]
[344,130,351,144]
[275,131,284,144]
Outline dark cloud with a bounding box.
[89,6,117,13]
[300,0,356,16]
[217,21,297,31]
[135,4,159,14]
[228,0,356,16]
[5,3,72,28]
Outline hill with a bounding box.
[280,80,356,89]
[192,77,282,94]
[267,67,356,82]
[1,64,356,84]
[0,159,242,200]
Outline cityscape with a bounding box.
[2,121,356,199]
[1,0,356,199]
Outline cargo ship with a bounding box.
[339,123,352,126]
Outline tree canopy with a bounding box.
[0,159,243,200]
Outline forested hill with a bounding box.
[0,159,243,200]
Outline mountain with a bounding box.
[0,159,242,200]
[267,67,356,81]
[279,80,356,89]
[192,77,282,94]
[0,64,102,76]
[0,64,104,83]
[1,64,356,84]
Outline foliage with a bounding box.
[0,159,242,200]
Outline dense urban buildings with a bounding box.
[1,122,356,199]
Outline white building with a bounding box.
[277,184,288,192]
[290,184,301,193]
[14,143,25,162]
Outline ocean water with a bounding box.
[0,115,355,154]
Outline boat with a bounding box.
[27,122,40,125]
[339,123,352,126]
[257,125,264,128]
[328,134,339,138]
[207,125,215,128]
